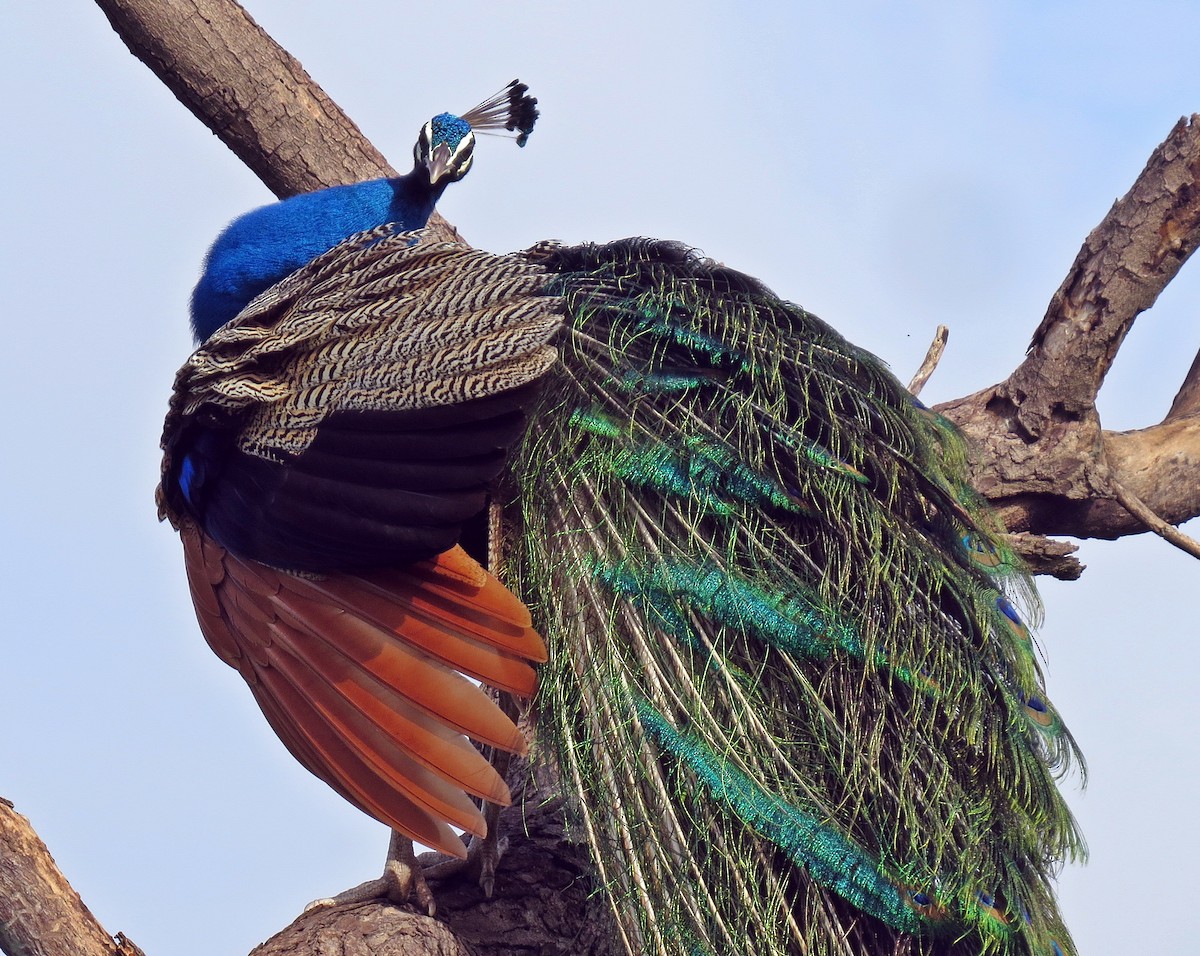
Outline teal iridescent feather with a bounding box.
[635,700,926,936]
[508,238,1083,956]
[571,408,814,516]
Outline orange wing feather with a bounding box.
[179,520,545,858]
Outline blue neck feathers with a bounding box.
[190,170,447,342]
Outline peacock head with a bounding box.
[416,113,477,185]
[413,80,540,186]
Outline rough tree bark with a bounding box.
[6,0,1199,954]
[0,801,144,956]
[90,0,461,244]
[938,116,1200,577]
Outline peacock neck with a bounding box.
[189,169,447,342]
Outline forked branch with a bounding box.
[937,115,1200,575]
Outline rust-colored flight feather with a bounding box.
[180,521,543,857]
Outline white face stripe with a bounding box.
[415,123,476,181]
[446,131,476,167]
[415,121,434,163]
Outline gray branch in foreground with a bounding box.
[0,798,144,956]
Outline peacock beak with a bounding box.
[426,142,452,185]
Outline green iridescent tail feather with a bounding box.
[510,238,1082,955]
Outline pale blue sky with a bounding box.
[3,3,1197,954]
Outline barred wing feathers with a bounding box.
[181,526,544,856]
[160,228,561,571]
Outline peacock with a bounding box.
[157,81,1084,956]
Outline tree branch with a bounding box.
[1032,416,1200,541]
[1166,345,1200,421]
[91,0,460,243]
[936,115,1200,576]
[1108,477,1200,559]
[906,325,949,397]
[0,798,144,956]
[1018,115,1200,436]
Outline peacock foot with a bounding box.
[424,826,510,899]
[305,830,438,916]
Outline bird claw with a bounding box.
[304,832,438,916]
[424,773,512,899]
[303,733,516,915]
[425,832,510,898]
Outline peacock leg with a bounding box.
[424,762,510,898]
[425,692,519,898]
[305,830,438,916]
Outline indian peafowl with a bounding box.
[158,81,1084,955]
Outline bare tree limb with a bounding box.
[1004,535,1083,582]
[936,115,1200,576]
[0,798,143,956]
[1018,115,1200,436]
[248,903,474,956]
[1166,345,1200,421]
[1044,417,1200,539]
[91,0,461,243]
[1108,478,1200,559]
[906,325,949,397]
